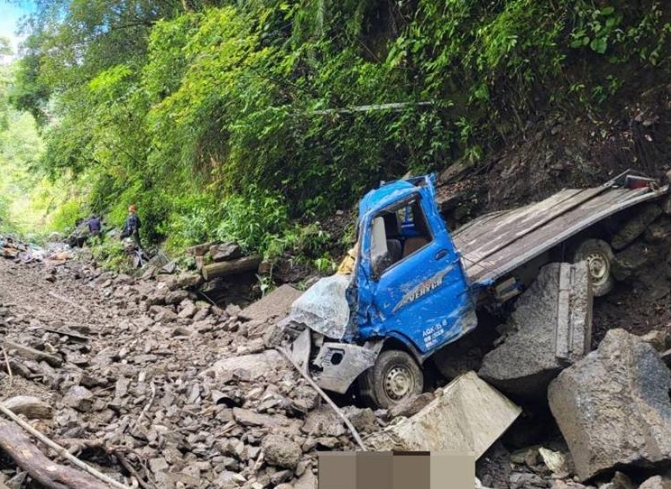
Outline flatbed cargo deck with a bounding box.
[452,177,668,287]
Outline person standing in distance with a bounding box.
[121,205,142,249]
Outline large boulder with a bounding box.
[611,203,662,250]
[478,262,592,397]
[548,329,671,481]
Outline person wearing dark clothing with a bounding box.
[88,216,101,235]
[87,215,103,245]
[121,205,142,249]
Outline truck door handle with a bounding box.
[435,249,448,260]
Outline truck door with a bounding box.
[362,193,476,356]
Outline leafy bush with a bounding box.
[48,199,87,234]
[89,239,129,272]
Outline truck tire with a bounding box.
[359,350,423,409]
[572,238,614,297]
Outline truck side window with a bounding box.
[402,202,433,257]
[370,201,433,278]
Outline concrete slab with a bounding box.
[238,285,303,322]
[478,262,592,397]
[363,372,521,458]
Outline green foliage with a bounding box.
[48,200,86,234]
[6,0,671,264]
[162,186,332,261]
[214,189,291,253]
[89,239,129,272]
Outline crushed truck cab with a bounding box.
[285,175,479,407]
[283,171,668,408]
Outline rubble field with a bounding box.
[0,256,361,489]
[2,202,671,489]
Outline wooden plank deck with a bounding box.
[452,185,666,286]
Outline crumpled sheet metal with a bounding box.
[288,274,352,340]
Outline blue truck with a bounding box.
[283,171,668,408]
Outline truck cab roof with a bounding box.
[358,175,435,224]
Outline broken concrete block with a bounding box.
[548,329,671,481]
[238,285,303,323]
[201,350,288,381]
[611,203,662,250]
[478,262,592,397]
[363,372,521,458]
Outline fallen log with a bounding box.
[0,418,118,489]
[4,341,63,368]
[0,404,131,489]
[201,255,262,281]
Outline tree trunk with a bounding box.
[201,256,262,281]
[0,419,114,489]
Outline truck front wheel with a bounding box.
[572,238,614,297]
[359,350,423,409]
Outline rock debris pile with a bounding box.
[0,258,379,488]
[3,200,671,488]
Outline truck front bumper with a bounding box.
[311,342,379,394]
[284,328,380,394]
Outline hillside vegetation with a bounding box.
[4,0,671,262]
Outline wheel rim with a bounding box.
[384,365,414,401]
[585,251,610,286]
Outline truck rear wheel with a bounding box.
[359,349,423,409]
[572,238,614,297]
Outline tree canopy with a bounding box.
[5,0,671,258]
